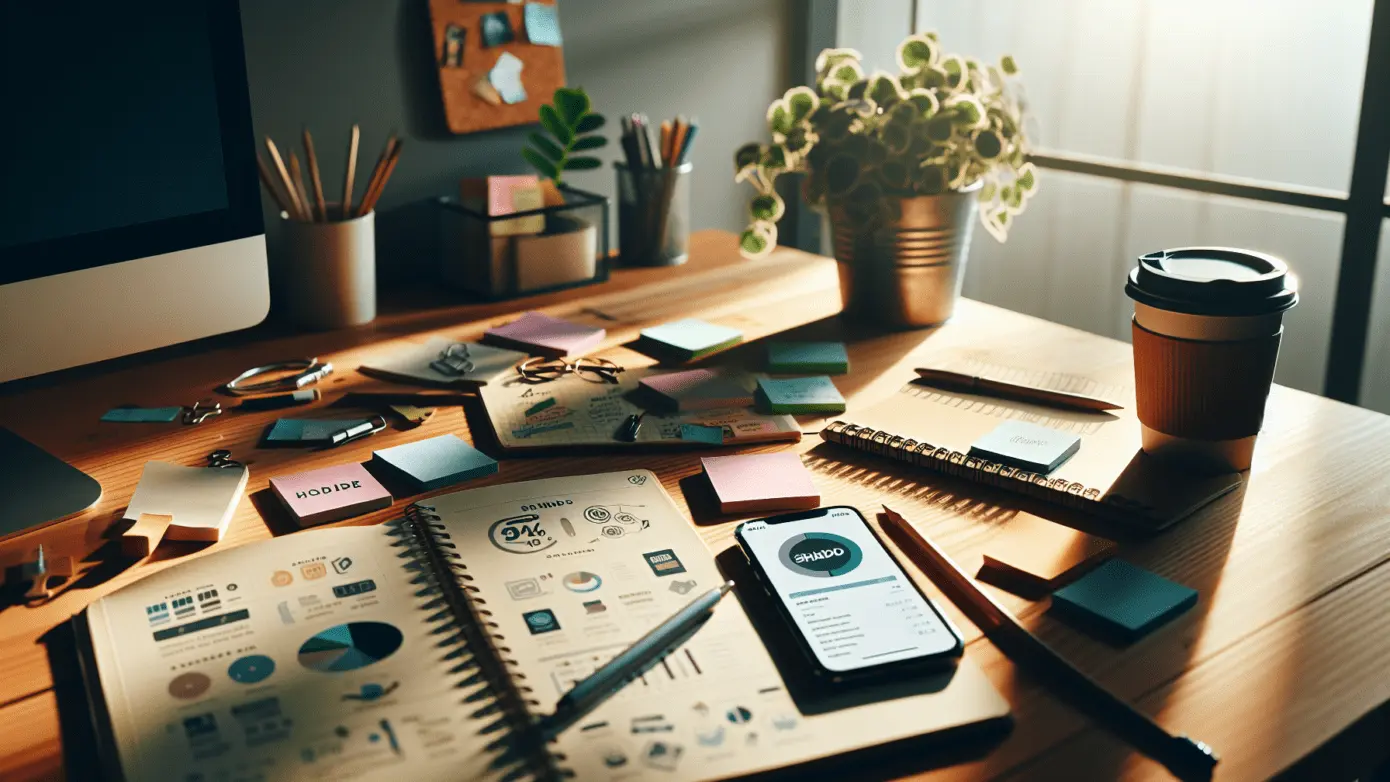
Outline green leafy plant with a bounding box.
[734,33,1037,258]
[523,87,608,186]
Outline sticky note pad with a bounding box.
[524,2,562,46]
[702,451,819,514]
[755,376,845,414]
[680,423,725,445]
[638,319,743,362]
[1049,560,1197,643]
[101,406,183,423]
[977,512,1116,598]
[270,463,392,528]
[265,418,373,445]
[766,341,850,374]
[639,369,754,411]
[483,311,605,358]
[371,434,498,492]
[968,420,1080,474]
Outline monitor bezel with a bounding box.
[0,0,263,287]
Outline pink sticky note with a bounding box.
[701,451,820,514]
[483,311,606,358]
[487,174,540,216]
[269,463,392,527]
[639,369,754,411]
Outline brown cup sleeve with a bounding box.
[1132,320,1281,440]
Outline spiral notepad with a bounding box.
[76,471,1009,782]
[821,382,1241,529]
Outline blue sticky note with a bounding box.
[1049,560,1198,643]
[265,418,372,444]
[755,375,845,414]
[524,3,563,46]
[639,319,743,360]
[371,434,498,491]
[767,341,850,374]
[680,423,725,445]
[101,406,183,423]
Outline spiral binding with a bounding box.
[821,421,1157,522]
[387,503,573,781]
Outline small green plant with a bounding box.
[523,87,608,186]
[735,33,1037,258]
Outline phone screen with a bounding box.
[739,507,958,673]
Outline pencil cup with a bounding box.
[275,206,376,330]
[616,161,691,267]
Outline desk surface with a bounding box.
[2,231,1389,781]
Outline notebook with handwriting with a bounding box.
[822,381,1241,529]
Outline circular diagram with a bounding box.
[583,506,613,524]
[726,706,753,724]
[615,513,637,525]
[563,571,602,593]
[228,654,276,684]
[168,672,212,699]
[298,622,403,673]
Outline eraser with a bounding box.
[968,420,1080,473]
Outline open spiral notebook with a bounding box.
[75,471,1009,782]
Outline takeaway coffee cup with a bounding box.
[1125,247,1298,473]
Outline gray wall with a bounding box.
[239,0,791,272]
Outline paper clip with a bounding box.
[182,400,224,425]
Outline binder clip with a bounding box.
[206,449,244,469]
[182,400,224,425]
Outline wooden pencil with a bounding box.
[302,127,326,221]
[288,152,311,222]
[360,140,402,216]
[357,134,398,217]
[255,152,292,214]
[659,120,673,167]
[265,137,307,220]
[342,124,360,220]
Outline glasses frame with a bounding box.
[516,356,625,384]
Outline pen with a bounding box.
[914,367,1122,412]
[328,416,386,447]
[540,581,734,738]
[877,506,1218,781]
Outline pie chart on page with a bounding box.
[297,622,404,673]
[563,571,602,592]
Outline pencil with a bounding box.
[357,134,397,217]
[303,127,326,221]
[342,124,360,220]
[265,137,307,220]
[914,368,1123,412]
[877,506,1220,781]
[288,152,311,222]
[255,152,293,214]
[669,116,689,167]
[360,139,402,216]
[676,119,699,164]
[660,120,673,167]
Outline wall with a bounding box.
[239,0,791,273]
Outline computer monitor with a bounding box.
[0,0,268,383]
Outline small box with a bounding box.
[371,434,498,492]
[270,463,392,527]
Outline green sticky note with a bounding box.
[1049,560,1197,643]
[767,341,850,374]
[638,319,743,361]
[101,406,183,423]
[680,423,725,445]
[755,375,845,414]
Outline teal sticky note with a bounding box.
[755,375,846,414]
[1049,560,1197,643]
[101,406,183,423]
[371,434,498,491]
[524,3,563,46]
[265,418,372,444]
[766,341,850,374]
[680,423,725,445]
[639,319,743,360]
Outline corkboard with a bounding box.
[429,0,566,135]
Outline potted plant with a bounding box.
[734,32,1038,327]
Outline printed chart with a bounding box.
[298,622,404,673]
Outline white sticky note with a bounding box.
[490,52,527,105]
[968,420,1081,474]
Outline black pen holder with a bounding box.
[616,161,691,267]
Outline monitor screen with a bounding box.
[0,0,261,285]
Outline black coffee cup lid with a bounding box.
[1125,246,1298,317]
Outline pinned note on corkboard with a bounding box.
[429,0,567,135]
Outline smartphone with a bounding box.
[734,506,962,683]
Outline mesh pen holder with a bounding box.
[616,161,691,267]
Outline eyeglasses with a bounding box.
[516,356,624,384]
[430,343,475,376]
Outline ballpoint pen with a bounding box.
[878,505,1218,781]
[914,367,1123,412]
[539,581,734,738]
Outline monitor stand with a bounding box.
[0,428,102,542]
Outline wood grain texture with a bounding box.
[428,0,565,136]
[1,231,1389,781]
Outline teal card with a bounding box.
[755,375,845,414]
[639,319,743,359]
[766,341,850,374]
[101,406,183,423]
[265,418,372,444]
[1049,560,1197,642]
[371,434,498,491]
[679,423,725,445]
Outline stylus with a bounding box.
[539,581,734,738]
[879,506,1219,782]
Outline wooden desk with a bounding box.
[2,231,1388,781]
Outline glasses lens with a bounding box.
[574,357,622,383]
[519,359,566,382]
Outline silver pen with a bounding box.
[540,581,734,738]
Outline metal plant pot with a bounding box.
[829,186,979,328]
